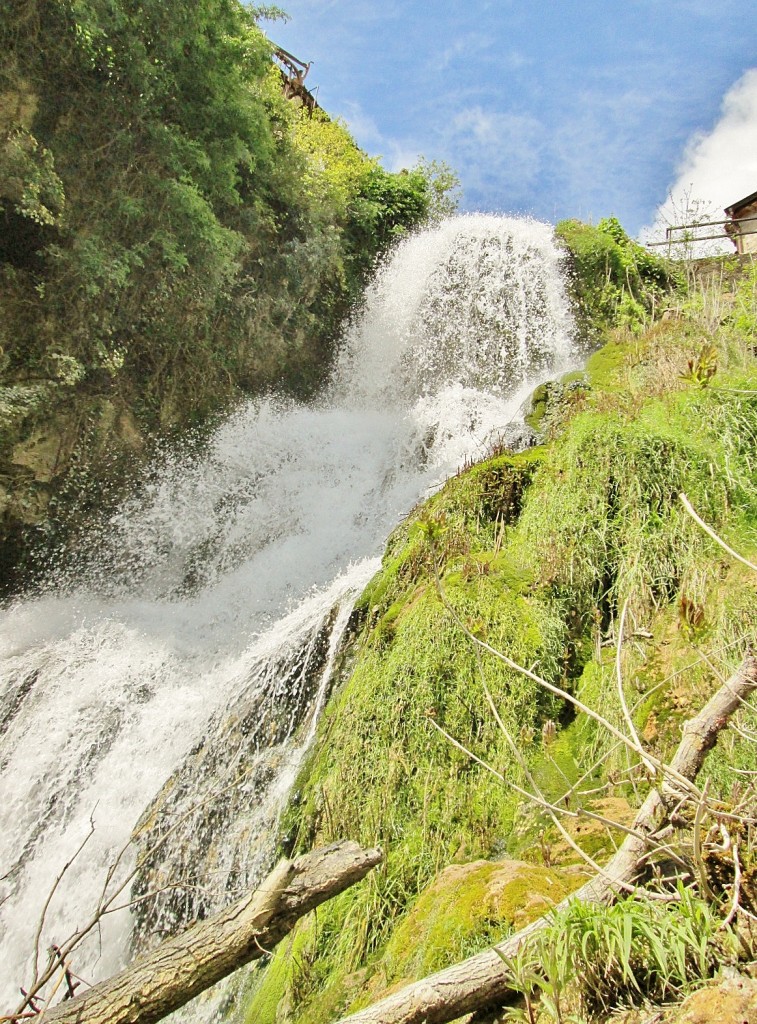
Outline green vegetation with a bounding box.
[262,455,568,1021]
[245,251,757,1023]
[0,1,447,589]
[247,859,584,1024]
[506,886,729,1022]
[556,216,677,342]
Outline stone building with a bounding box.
[725,190,757,254]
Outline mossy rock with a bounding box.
[244,925,320,1024]
[524,376,590,433]
[662,974,757,1024]
[584,338,630,390]
[375,859,583,984]
[524,381,553,430]
[357,444,545,620]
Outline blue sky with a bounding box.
[266,1,757,236]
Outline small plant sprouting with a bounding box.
[415,512,449,547]
[497,945,569,1024]
[680,343,718,388]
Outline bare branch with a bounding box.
[41,842,382,1024]
[616,597,646,759]
[679,492,757,574]
[15,816,97,1017]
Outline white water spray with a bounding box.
[0,215,576,1009]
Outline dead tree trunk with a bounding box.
[41,840,382,1024]
[337,652,757,1024]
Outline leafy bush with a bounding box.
[555,217,677,341]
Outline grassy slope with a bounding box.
[243,255,757,1023]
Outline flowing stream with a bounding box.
[0,215,576,1011]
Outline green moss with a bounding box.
[367,860,580,991]
[244,932,304,1024]
[530,732,582,806]
[559,369,589,387]
[268,443,570,1023]
[524,377,592,437]
[584,339,630,389]
[287,579,566,862]
[356,446,545,621]
[525,382,552,430]
[244,919,370,1024]
[517,375,756,624]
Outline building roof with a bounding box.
[725,189,757,217]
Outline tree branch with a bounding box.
[38,841,382,1024]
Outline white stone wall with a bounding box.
[732,200,757,254]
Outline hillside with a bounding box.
[244,242,757,1024]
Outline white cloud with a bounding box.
[341,101,386,151]
[432,32,497,74]
[341,99,545,200]
[340,101,421,172]
[432,37,530,75]
[338,97,545,211]
[501,50,532,72]
[549,86,659,212]
[644,67,757,248]
[445,106,544,205]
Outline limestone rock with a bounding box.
[665,973,757,1024]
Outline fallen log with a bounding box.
[337,651,757,1024]
[41,840,382,1024]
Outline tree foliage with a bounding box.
[412,157,462,224]
[0,0,436,412]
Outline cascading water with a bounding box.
[0,214,576,1012]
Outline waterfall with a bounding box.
[0,215,576,1011]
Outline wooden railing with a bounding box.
[646,214,757,248]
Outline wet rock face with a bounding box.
[0,396,144,594]
[129,609,339,950]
